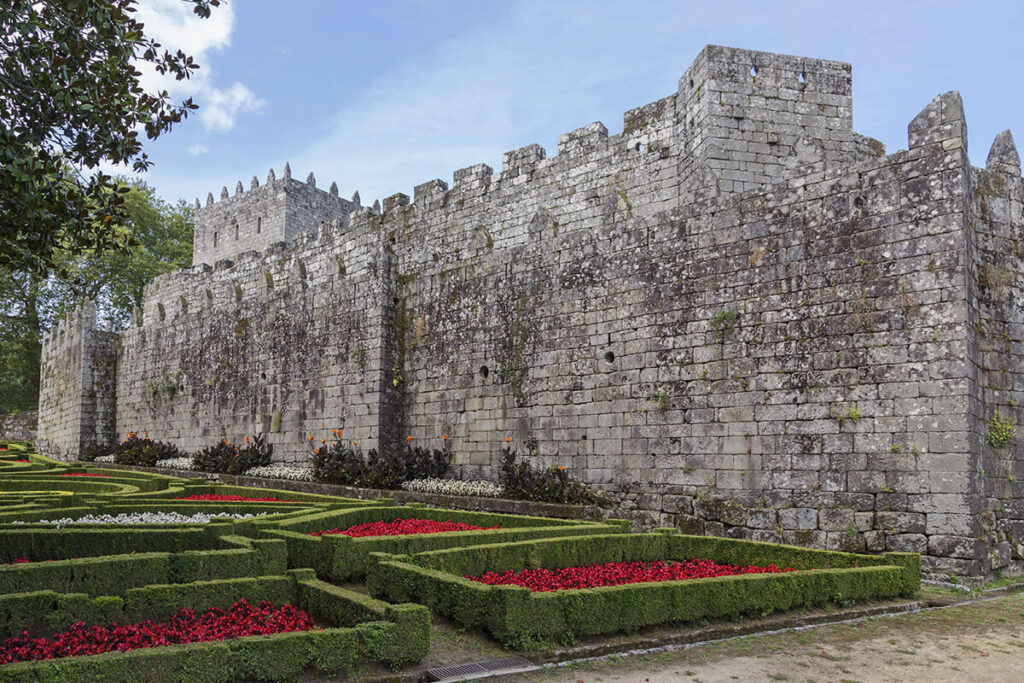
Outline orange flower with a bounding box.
[144,431,149,436]
[246,436,251,443]
[441,435,448,441]
[504,437,511,443]
[558,466,565,471]
[353,440,359,446]
[321,438,327,444]
[225,441,232,446]
[308,435,314,441]
[406,435,413,442]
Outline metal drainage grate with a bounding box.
[425,656,534,681]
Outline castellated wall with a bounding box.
[192,168,357,267]
[37,45,1024,578]
[115,210,394,458]
[37,302,117,459]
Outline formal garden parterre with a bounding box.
[0,442,922,679]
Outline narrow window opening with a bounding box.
[234,222,239,240]
[213,232,218,247]
[157,303,166,321]
[635,142,643,152]
[750,65,758,77]
[798,71,806,84]
[479,365,490,379]
[257,216,262,234]
[604,351,615,364]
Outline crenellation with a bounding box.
[37,44,1024,579]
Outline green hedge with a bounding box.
[132,483,381,506]
[0,526,230,563]
[366,531,920,646]
[0,570,430,680]
[0,533,286,596]
[260,505,629,580]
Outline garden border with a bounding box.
[0,569,430,681]
[367,530,921,646]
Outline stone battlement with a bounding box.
[38,45,1024,580]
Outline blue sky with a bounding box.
[135,0,1024,206]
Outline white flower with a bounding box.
[243,465,315,482]
[94,455,116,463]
[156,457,195,470]
[30,511,267,528]
[402,478,505,498]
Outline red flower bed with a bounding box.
[0,599,316,664]
[174,494,299,502]
[466,559,796,592]
[12,459,29,463]
[9,558,30,564]
[58,473,110,478]
[310,518,499,538]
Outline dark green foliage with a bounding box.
[110,433,183,467]
[366,532,921,646]
[0,0,218,276]
[499,448,605,505]
[0,534,286,597]
[0,571,430,679]
[311,440,451,489]
[191,435,273,474]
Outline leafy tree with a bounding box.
[0,0,218,275]
[0,179,193,413]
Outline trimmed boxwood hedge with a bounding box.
[366,530,921,646]
[0,569,430,680]
[0,532,286,596]
[259,504,629,580]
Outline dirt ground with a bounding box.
[500,592,1024,683]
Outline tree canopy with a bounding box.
[0,0,218,274]
[0,178,194,414]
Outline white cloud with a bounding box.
[289,1,698,203]
[132,0,262,133]
[200,83,266,132]
[187,144,210,156]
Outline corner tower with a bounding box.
[192,164,358,266]
[677,45,864,195]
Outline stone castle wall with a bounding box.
[0,411,37,442]
[37,45,1023,577]
[37,302,117,459]
[192,168,356,267]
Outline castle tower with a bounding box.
[192,166,356,266]
[676,45,859,195]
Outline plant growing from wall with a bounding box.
[986,411,1014,448]
[709,309,740,343]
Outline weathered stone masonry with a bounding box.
[38,46,1023,578]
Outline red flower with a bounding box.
[309,518,498,538]
[0,599,316,664]
[464,559,796,592]
[58,473,110,478]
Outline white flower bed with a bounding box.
[402,477,505,498]
[14,511,267,528]
[156,457,195,470]
[243,465,315,482]
[93,455,116,463]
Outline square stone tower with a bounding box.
[676,45,859,194]
[192,164,357,266]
